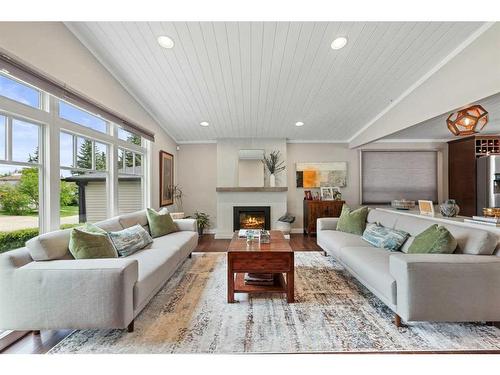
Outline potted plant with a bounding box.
[262,150,286,187]
[194,211,210,236]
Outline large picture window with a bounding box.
[0,71,149,255]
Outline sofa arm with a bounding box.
[389,253,500,322]
[317,218,339,231]
[175,218,197,232]
[0,258,138,330]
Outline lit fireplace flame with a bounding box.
[241,215,265,229]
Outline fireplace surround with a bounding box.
[233,206,271,231]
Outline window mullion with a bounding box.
[6,116,12,161]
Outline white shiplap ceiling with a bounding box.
[382,92,500,141]
[66,22,485,143]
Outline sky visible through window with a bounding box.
[59,101,107,133]
[0,74,40,108]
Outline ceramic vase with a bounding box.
[270,174,276,187]
[440,199,460,217]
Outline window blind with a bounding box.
[361,150,438,204]
[0,51,155,141]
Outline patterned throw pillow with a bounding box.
[407,224,457,254]
[362,223,410,251]
[69,223,118,259]
[108,224,153,257]
[336,205,369,235]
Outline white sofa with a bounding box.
[317,208,500,326]
[0,209,198,332]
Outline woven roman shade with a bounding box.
[361,150,438,204]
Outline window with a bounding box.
[361,151,438,204]
[118,147,144,215]
[59,100,107,133]
[0,71,148,252]
[0,74,40,108]
[0,116,42,254]
[12,119,40,163]
[60,133,109,224]
[118,127,141,146]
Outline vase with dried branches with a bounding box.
[262,150,286,187]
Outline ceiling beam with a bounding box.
[349,22,500,148]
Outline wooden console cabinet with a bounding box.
[303,200,344,235]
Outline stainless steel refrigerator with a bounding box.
[476,155,500,215]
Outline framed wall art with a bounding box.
[160,151,174,206]
[296,162,347,188]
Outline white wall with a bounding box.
[0,22,177,209]
[178,140,448,232]
[217,138,287,187]
[177,143,218,227]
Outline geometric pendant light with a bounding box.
[446,104,489,136]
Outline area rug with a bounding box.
[49,252,500,353]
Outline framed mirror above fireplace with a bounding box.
[233,206,271,231]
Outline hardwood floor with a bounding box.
[1,233,322,354]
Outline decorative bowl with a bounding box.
[391,199,416,210]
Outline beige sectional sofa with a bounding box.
[317,208,500,326]
[0,209,198,332]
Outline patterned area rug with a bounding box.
[50,252,500,353]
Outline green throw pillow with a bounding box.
[69,223,118,259]
[336,205,369,235]
[146,208,177,238]
[407,224,457,254]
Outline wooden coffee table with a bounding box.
[227,230,294,303]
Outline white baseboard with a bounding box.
[290,228,304,234]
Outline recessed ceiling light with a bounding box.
[200,121,209,127]
[295,121,305,127]
[157,36,174,49]
[331,37,348,50]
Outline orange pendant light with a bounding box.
[447,105,488,136]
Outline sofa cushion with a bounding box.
[395,215,497,255]
[317,230,374,258]
[339,247,397,305]
[26,228,72,261]
[119,209,148,229]
[366,209,398,229]
[108,224,153,257]
[94,217,123,232]
[128,247,182,310]
[362,223,409,251]
[152,231,198,259]
[337,205,369,235]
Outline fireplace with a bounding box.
[233,206,271,231]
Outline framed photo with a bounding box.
[160,151,174,206]
[331,186,342,201]
[418,200,435,216]
[320,187,334,200]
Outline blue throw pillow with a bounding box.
[108,224,153,257]
[362,223,409,251]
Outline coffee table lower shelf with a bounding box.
[233,273,287,294]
